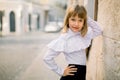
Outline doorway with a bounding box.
[10,11,16,32]
[0,11,4,31]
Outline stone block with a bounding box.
[98,0,120,40]
[103,37,120,80]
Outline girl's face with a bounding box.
[68,15,84,32]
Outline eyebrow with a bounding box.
[70,17,83,20]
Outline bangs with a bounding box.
[68,5,87,19]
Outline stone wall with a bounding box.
[87,0,120,80]
[98,0,120,79]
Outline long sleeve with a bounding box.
[87,17,102,38]
[43,49,64,76]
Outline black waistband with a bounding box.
[68,64,86,68]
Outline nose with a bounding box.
[75,21,79,26]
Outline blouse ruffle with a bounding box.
[47,28,92,53]
[47,35,66,52]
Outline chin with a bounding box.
[73,30,79,32]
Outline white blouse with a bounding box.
[43,17,102,76]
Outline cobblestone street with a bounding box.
[0,31,66,80]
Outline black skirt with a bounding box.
[60,64,86,80]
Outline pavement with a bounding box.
[0,31,66,80]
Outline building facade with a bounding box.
[0,0,49,36]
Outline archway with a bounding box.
[0,11,4,31]
[37,15,40,29]
[28,14,31,31]
[10,11,16,32]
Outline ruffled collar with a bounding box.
[47,28,92,53]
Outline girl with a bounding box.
[43,5,102,80]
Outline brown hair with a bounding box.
[62,5,88,37]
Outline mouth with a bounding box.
[72,27,79,29]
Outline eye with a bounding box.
[79,19,83,22]
[71,18,75,21]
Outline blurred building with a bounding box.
[0,0,50,36]
[0,0,67,36]
[46,0,67,22]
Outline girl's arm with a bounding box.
[87,17,102,38]
[43,49,64,76]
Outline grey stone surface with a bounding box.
[98,0,120,40]
[103,38,120,80]
[98,0,120,80]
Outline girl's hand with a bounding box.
[63,65,77,76]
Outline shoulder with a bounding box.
[47,33,67,52]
